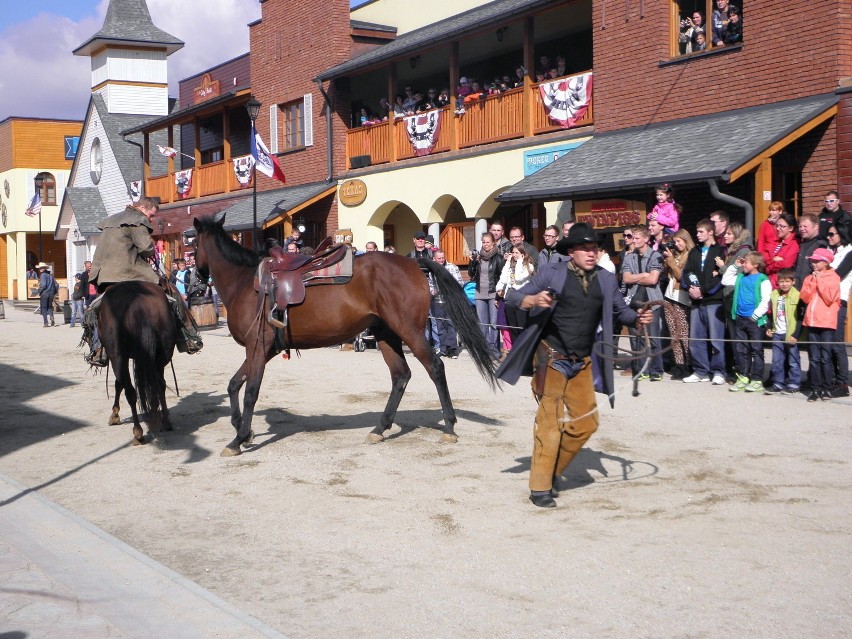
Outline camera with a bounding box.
[661,241,676,253]
[470,249,479,259]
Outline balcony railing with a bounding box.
[345,73,593,170]
[145,159,251,205]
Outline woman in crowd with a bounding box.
[495,244,535,358]
[761,213,800,287]
[661,229,696,379]
[679,11,706,54]
[757,201,785,255]
[828,221,852,397]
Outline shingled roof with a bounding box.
[73,0,184,56]
[498,93,839,203]
[318,0,558,80]
[218,181,336,231]
[65,187,109,236]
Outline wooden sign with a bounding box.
[339,179,367,207]
[334,228,354,245]
[193,73,221,104]
[574,199,646,229]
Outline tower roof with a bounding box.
[73,0,184,57]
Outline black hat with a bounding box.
[414,231,426,239]
[555,223,599,255]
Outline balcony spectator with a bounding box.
[378,98,392,120]
[694,31,707,51]
[538,55,551,72]
[761,213,800,288]
[679,11,706,54]
[425,88,439,107]
[535,70,547,83]
[456,77,472,98]
[712,0,738,47]
[435,88,451,108]
[402,86,419,113]
[547,68,560,80]
[464,81,485,103]
[514,66,526,87]
[722,6,742,45]
[556,55,567,77]
[393,95,406,117]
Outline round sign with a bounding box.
[339,179,367,207]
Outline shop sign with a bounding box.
[339,179,367,207]
[574,199,646,229]
[334,228,354,245]
[522,140,586,176]
[193,73,221,104]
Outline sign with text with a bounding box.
[193,73,221,104]
[522,140,586,176]
[574,199,646,229]
[339,179,367,207]
[334,228,354,245]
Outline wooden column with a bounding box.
[223,108,231,193]
[522,17,535,139]
[449,41,459,152]
[753,158,772,232]
[387,66,397,163]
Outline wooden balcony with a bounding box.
[345,73,593,170]
[145,159,251,205]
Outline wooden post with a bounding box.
[387,66,397,163]
[223,108,231,193]
[522,17,535,139]
[450,42,459,152]
[753,158,772,233]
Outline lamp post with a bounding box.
[33,173,45,261]
[245,97,262,251]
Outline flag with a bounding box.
[158,145,178,158]
[232,155,255,189]
[539,72,593,128]
[129,180,142,202]
[25,191,41,217]
[175,169,193,199]
[250,130,286,183]
[404,110,442,156]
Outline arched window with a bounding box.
[38,173,57,206]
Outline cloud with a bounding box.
[0,0,260,121]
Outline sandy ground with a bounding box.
[1,306,850,638]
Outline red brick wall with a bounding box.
[838,90,852,206]
[593,1,852,132]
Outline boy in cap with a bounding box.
[800,247,841,401]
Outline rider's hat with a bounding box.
[555,223,599,255]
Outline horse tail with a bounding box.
[133,311,162,417]
[419,260,499,390]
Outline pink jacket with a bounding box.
[649,201,680,232]
[800,269,841,329]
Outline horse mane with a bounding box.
[196,216,261,268]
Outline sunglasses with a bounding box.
[827,232,838,237]
[624,234,634,239]
[825,199,838,204]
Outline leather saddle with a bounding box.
[255,239,352,329]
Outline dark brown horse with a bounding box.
[96,280,177,444]
[193,214,497,456]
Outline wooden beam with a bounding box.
[753,158,772,231]
[522,17,534,139]
[729,105,837,183]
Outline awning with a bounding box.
[497,93,838,203]
[217,181,336,231]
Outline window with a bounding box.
[39,173,57,206]
[90,138,102,184]
[672,0,742,57]
[275,94,314,152]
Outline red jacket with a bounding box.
[800,269,841,329]
[761,235,799,287]
[757,219,778,255]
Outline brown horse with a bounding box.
[193,214,497,456]
[96,280,177,444]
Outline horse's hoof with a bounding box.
[109,415,121,426]
[132,437,145,446]
[240,430,255,448]
[366,432,384,444]
[440,432,459,444]
[220,446,241,457]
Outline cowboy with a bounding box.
[497,223,652,508]
[84,197,202,366]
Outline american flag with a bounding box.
[25,191,41,217]
[157,145,178,158]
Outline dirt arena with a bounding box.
[1,311,850,638]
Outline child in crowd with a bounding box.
[800,248,842,401]
[694,32,707,51]
[725,251,771,392]
[765,268,803,394]
[648,183,681,233]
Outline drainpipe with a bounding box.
[315,79,334,182]
[707,178,754,236]
[123,135,145,196]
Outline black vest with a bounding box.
[542,271,603,358]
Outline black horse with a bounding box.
[193,214,497,456]
[96,281,177,445]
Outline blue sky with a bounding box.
[0,0,372,120]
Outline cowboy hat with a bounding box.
[35,262,49,269]
[555,223,599,255]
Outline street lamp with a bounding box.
[245,97,262,251]
[33,173,45,262]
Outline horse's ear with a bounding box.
[193,217,202,232]
[216,212,226,228]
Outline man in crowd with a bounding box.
[794,213,828,288]
[408,231,433,259]
[539,225,566,265]
[489,221,512,256]
[497,223,651,508]
[80,260,96,308]
[364,241,379,252]
[817,190,850,239]
[711,0,737,46]
[430,250,464,358]
[682,219,727,384]
[507,227,539,269]
[620,225,665,381]
[710,210,730,249]
[85,197,202,365]
[561,220,574,238]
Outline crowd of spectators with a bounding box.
[678,1,742,56]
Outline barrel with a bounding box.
[189,297,218,329]
[0,299,5,320]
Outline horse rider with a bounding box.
[83,196,202,366]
